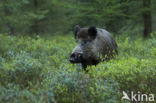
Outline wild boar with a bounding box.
[70,25,118,71]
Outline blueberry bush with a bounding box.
[0,33,156,103]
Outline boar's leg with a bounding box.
[82,63,88,72]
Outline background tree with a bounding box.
[0,0,155,37]
[143,0,152,38]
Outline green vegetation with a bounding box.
[0,0,156,102]
[0,33,156,103]
[0,0,155,37]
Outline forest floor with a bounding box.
[0,33,156,103]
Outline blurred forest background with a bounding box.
[0,0,155,37]
[0,0,156,103]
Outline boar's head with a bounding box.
[70,25,100,69]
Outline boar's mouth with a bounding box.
[69,57,85,64]
[70,57,100,66]
[70,59,84,63]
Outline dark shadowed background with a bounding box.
[0,0,155,37]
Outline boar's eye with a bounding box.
[81,40,90,46]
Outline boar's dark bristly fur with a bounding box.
[70,25,118,71]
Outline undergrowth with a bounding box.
[0,33,156,103]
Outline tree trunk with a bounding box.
[143,0,152,38]
[4,6,15,35]
[32,0,39,34]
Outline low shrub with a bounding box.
[0,34,155,103]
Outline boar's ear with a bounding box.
[74,25,80,38]
[88,26,97,39]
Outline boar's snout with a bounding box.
[70,52,83,63]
